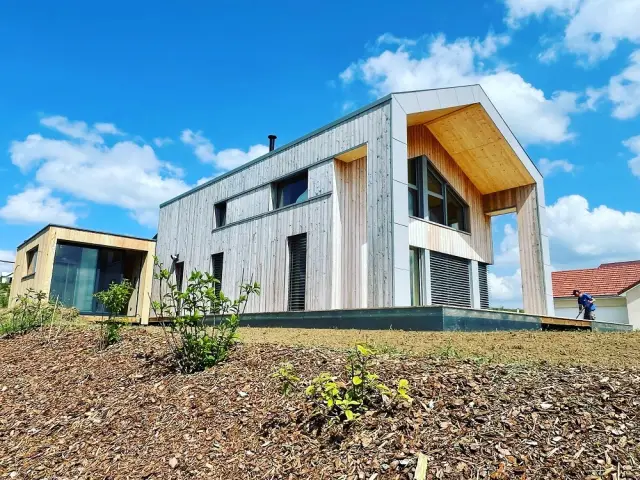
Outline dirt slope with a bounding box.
[1,328,639,479]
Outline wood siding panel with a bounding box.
[407,125,492,263]
[155,102,393,312]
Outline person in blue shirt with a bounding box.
[573,289,596,320]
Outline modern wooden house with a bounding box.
[155,85,555,319]
[9,225,156,323]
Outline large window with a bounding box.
[49,243,138,314]
[275,171,308,209]
[26,247,38,276]
[408,156,469,233]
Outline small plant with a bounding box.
[151,257,260,374]
[272,363,301,395]
[0,283,10,309]
[305,344,412,424]
[94,279,134,349]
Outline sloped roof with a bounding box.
[552,261,640,297]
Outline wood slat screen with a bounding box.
[478,262,490,309]
[430,251,471,307]
[287,233,307,311]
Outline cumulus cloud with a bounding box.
[153,137,173,147]
[606,50,640,120]
[93,122,125,135]
[503,0,580,27]
[538,158,576,176]
[623,135,640,177]
[0,187,78,225]
[7,116,190,227]
[339,32,583,145]
[489,269,523,303]
[181,129,269,171]
[495,223,521,267]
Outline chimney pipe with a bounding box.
[268,135,277,152]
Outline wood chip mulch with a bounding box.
[1,328,639,479]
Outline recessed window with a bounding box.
[26,247,38,276]
[214,201,227,228]
[211,252,224,296]
[407,156,469,233]
[174,261,184,292]
[275,171,308,209]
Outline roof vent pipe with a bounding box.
[268,135,277,152]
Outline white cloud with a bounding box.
[376,33,417,47]
[153,137,173,147]
[538,158,576,176]
[503,0,580,27]
[623,135,640,177]
[181,129,269,171]
[93,122,124,135]
[0,187,78,225]
[339,32,582,145]
[606,50,640,120]
[538,44,561,64]
[495,223,520,266]
[489,269,523,303]
[546,195,640,263]
[9,120,190,226]
[342,100,355,112]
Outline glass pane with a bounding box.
[94,249,125,313]
[427,169,442,195]
[428,194,444,224]
[410,248,420,306]
[50,244,99,313]
[277,174,308,208]
[408,188,419,217]
[447,188,466,231]
[408,158,417,186]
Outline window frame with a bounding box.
[273,171,309,210]
[409,247,422,306]
[408,155,470,234]
[211,252,224,297]
[407,158,423,218]
[25,247,38,277]
[214,201,227,228]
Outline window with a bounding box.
[478,263,490,309]
[26,247,38,276]
[214,201,227,228]
[407,159,422,217]
[409,247,421,306]
[408,156,469,233]
[430,251,471,308]
[211,253,224,296]
[287,233,307,311]
[275,171,308,209]
[174,261,184,292]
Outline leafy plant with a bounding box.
[0,283,10,309]
[151,256,260,374]
[272,363,301,395]
[305,344,412,424]
[94,279,134,349]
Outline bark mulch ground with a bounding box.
[1,328,639,479]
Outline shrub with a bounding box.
[152,257,260,374]
[94,279,134,349]
[305,344,411,423]
[272,363,300,395]
[0,288,79,339]
[0,283,9,309]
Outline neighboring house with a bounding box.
[9,225,156,324]
[155,85,554,317]
[553,261,640,329]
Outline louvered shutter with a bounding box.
[211,253,224,296]
[430,252,471,307]
[287,234,307,311]
[478,263,490,309]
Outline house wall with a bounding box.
[9,226,155,323]
[625,284,640,330]
[406,125,493,263]
[154,101,393,313]
[554,297,629,324]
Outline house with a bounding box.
[155,85,554,321]
[552,261,640,329]
[9,225,156,324]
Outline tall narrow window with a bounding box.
[427,169,445,225]
[214,201,227,228]
[446,186,467,231]
[174,261,184,292]
[26,247,38,276]
[211,253,224,296]
[275,171,308,209]
[287,233,307,311]
[409,247,421,306]
[408,158,422,217]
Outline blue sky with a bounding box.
[1,0,639,306]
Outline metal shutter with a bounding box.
[211,253,224,296]
[478,263,490,309]
[430,251,471,307]
[287,234,307,311]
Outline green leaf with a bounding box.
[352,376,362,386]
[345,410,354,421]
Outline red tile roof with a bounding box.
[552,261,640,297]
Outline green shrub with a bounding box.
[272,363,300,395]
[152,257,260,374]
[305,344,411,423]
[94,279,134,349]
[0,283,9,309]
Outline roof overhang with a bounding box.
[393,86,541,195]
